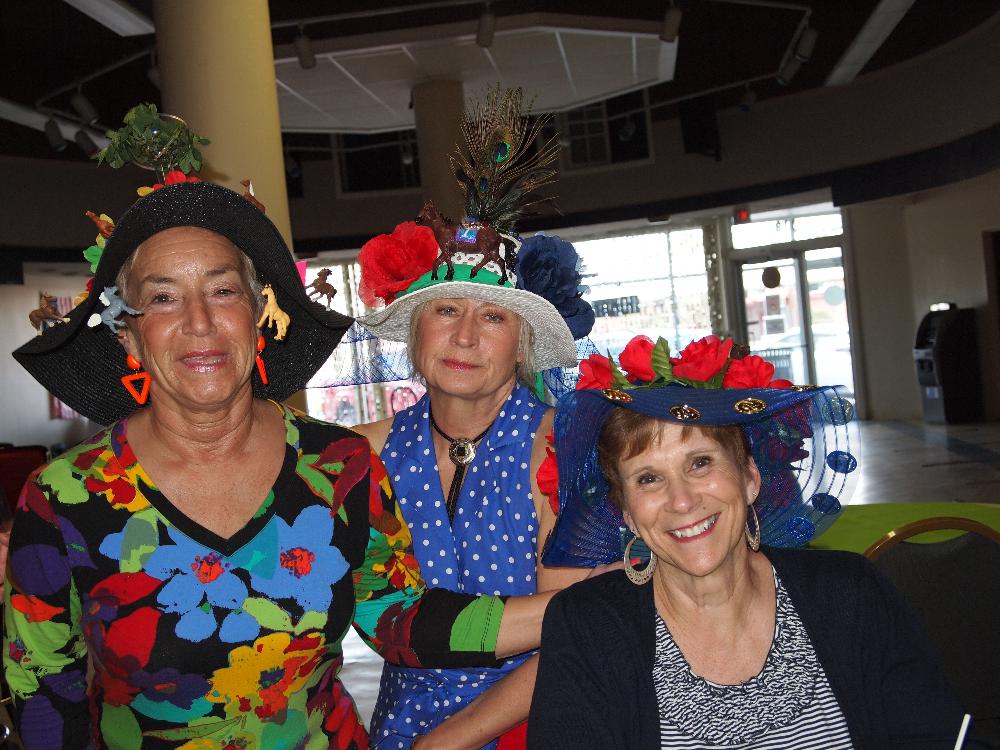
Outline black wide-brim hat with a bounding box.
[13,181,353,425]
[543,383,860,567]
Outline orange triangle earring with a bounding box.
[255,335,269,385]
[121,353,151,405]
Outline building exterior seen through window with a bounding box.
[731,206,854,395]
[575,228,712,359]
[301,202,853,424]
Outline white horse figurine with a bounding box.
[257,284,290,341]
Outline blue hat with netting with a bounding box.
[542,335,859,567]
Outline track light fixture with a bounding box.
[294,23,317,69]
[794,26,817,62]
[74,129,99,156]
[776,57,801,86]
[44,118,68,152]
[739,87,756,113]
[659,3,682,43]
[476,3,496,48]
[71,87,99,125]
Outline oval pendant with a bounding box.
[448,439,477,466]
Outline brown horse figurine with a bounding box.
[306,268,338,309]
[416,201,516,285]
[29,293,68,334]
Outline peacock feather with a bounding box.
[450,86,560,234]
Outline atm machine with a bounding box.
[913,304,982,423]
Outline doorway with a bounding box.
[735,245,855,395]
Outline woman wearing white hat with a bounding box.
[353,88,601,750]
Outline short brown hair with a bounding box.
[597,410,751,510]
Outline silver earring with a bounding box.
[624,535,656,585]
[745,502,761,552]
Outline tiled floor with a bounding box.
[852,420,1000,505]
[341,419,1000,729]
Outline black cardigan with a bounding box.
[528,548,980,750]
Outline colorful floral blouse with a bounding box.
[3,404,506,750]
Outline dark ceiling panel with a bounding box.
[1,0,994,162]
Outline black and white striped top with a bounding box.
[653,571,853,749]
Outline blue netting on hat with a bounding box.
[307,323,412,388]
[543,384,859,567]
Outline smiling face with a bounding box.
[117,226,259,413]
[613,420,761,582]
[410,297,523,401]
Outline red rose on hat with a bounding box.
[357,221,439,307]
[576,353,613,390]
[722,355,793,389]
[671,335,733,382]
[618,335,656,383]
[137,170,202,196]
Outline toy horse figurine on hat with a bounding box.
[28,293,68,334]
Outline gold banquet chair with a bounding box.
[865,516,1000,744]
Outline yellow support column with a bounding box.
[413,80,466,221]
[153,0,307,413]
[152,0,292,247]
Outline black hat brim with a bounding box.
[13,182,353,425]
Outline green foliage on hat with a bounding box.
[95,103,209,175]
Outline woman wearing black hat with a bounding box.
[528,335,973,750]
[4,177,554,750]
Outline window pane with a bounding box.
[576,231,712,358]
[665,228,705,276]
[731,219,792,249]
[792,213,842,241]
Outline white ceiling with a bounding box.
[273,13,677,133]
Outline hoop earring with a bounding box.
[121,353,151,405]
[624,535,656,585]
[745,502,762,552]
[255,335,269,385]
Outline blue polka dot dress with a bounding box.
[370,385,547,749]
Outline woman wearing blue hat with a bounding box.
[528,335,970,749]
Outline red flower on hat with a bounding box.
[136,170,201,196]
[357,221,439,307]
[618,335,656,383]
[722,355,793,389]
[576,353,613,390]
[670,335,733,382]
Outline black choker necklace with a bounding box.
[430,408,491,521]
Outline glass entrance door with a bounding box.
[737,248,855,394]
[739,257,812,385]
[803,247,854,394]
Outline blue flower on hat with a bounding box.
[516,234,595,339]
